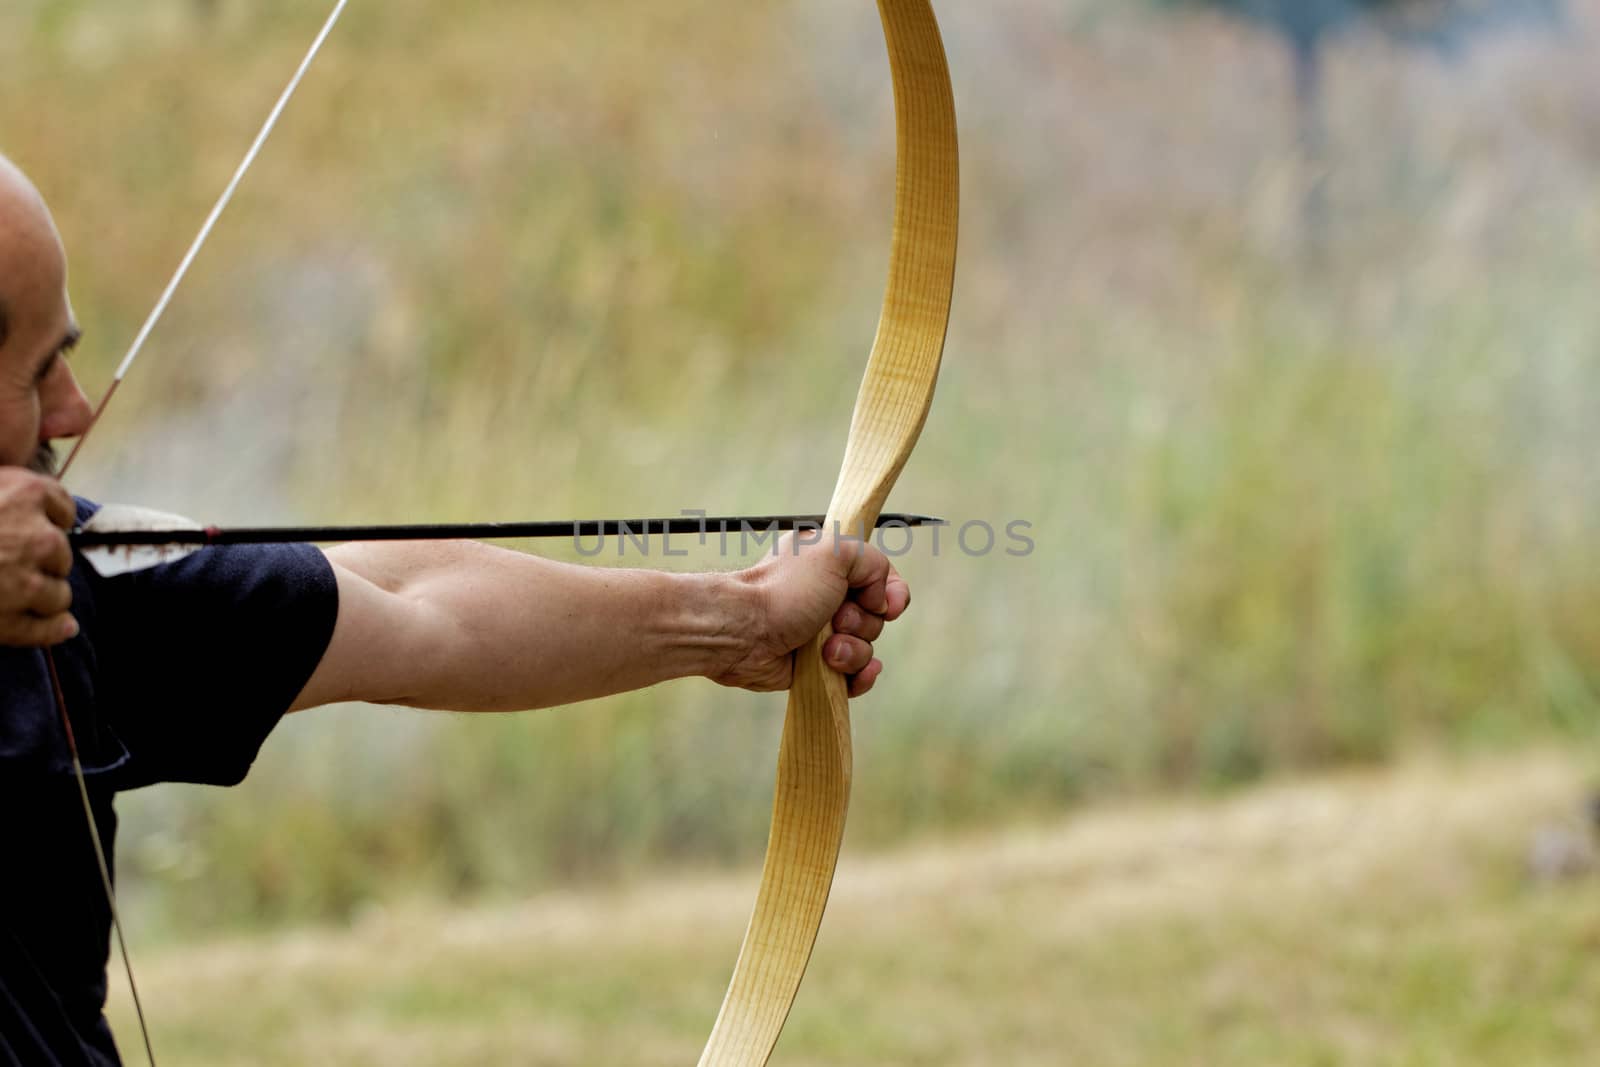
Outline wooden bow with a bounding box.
[50,3,957,1064]
[697,3,959,1063]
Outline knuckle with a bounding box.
[27,573,65,611]
[29,529,64,561]
[46,578,73,612]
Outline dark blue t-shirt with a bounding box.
[0,500,338,1065]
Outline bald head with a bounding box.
[0,154,89,470]
[0,158,21,349]
[0,152,54,223]
[0,154,68,352]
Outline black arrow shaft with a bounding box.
[71,513,944,549]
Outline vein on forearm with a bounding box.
[313,540,753,714]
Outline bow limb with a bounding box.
[697,2,959,1064]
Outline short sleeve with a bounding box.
[88,540,339,789]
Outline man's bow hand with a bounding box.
[713,533,910,698]
[0,469,78,647]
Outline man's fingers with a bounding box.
[0,472,80,649]
[883,568,910,621]
[823,631,883,697]
[27,574,73,618]
[36,526,73,578]
[773,535,907,699]
[823,633,874,675]
[0,469,77,529]
[831,602,886,642]
[838,540,892,615]
[40,479,76,530]
[0,612,78,648]
[847,659,883,699]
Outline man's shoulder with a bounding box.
[56,498,341,789]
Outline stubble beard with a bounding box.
[28,443,57,476]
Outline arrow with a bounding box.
[72,507,945,577]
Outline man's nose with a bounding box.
[38,360,94,442]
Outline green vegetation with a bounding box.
[1,0,1597,935]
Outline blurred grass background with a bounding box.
[2,0,1598,960]
[99,752,1600,1065]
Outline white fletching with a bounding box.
[78,504,205,578]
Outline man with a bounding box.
[0,153,908,1064]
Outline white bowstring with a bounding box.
[51,5,354,1064]
[112,0,352,385]
[62,0,351,478]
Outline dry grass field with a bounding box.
[110,749,1600,1065]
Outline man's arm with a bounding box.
[0,468,77,646]
[291,535,905,713]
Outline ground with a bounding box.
[110,748,1600,1065]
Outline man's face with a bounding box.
[0,157,92,473]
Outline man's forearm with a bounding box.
[307,540,761,713]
